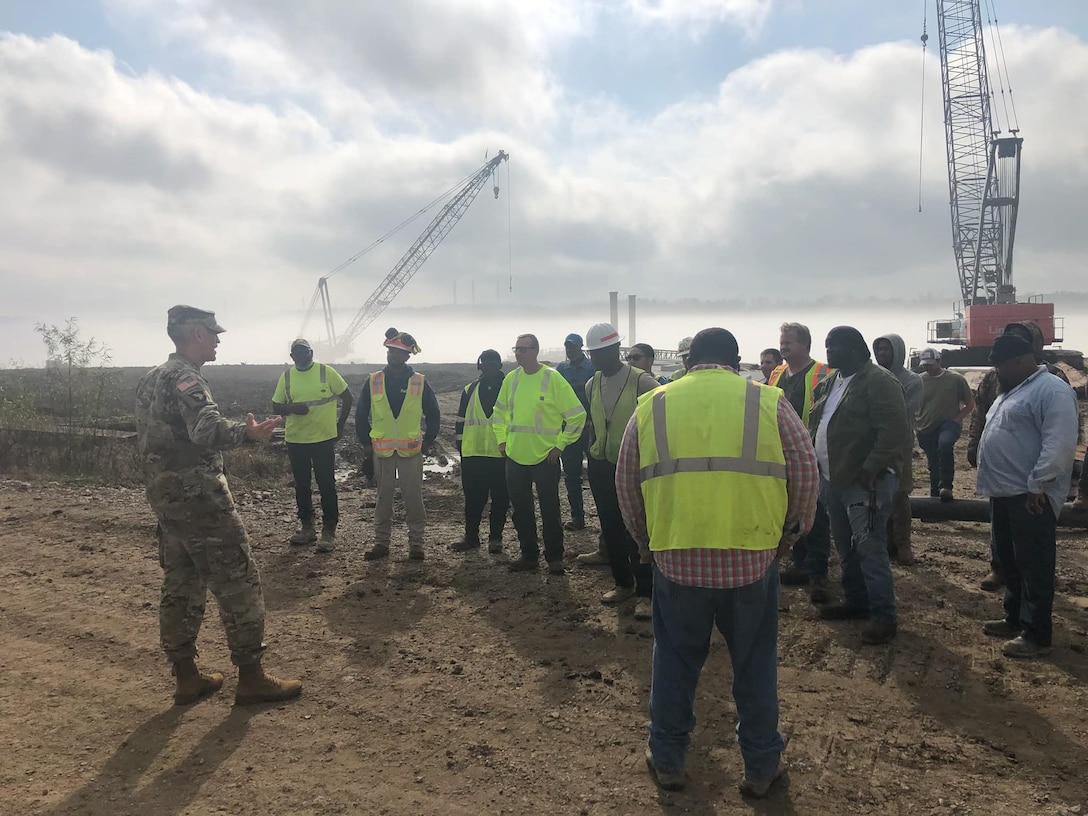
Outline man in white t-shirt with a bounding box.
[807,326,910,646]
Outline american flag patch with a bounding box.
[176,376,199,392]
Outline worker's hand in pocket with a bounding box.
[498,443,506,457]
[1025,492,1047,515]
[362,444,373,458]
[546,447,562,466]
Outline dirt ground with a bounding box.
[3,383,1088,815]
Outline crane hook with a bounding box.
[494,184,500,199]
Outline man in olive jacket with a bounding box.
[808,326,911,645]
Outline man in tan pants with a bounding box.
[355,328,441,560]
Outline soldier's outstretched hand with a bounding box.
[245,412,283,441]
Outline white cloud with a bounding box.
[624,0,772,36]
[2,16,1088,366]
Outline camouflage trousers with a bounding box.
[158,509,266,666]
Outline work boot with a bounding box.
[576,548,609,566]
[564,518,586,531]
[547,560,566,575]
[601,585,636,605]
[508,556,539,572]
[895,541,915,566]
[1071,496,1087,513]
[234,661,303,706]
[808,576,831,605]
[779,564,809,586]
[172,658,224,706]
[645,748,685,792]
[315,522,336,553]
[983,619,1019,638]
[861,620,897,645]
[452,531,481,552]
[634,598,653,621]
[289,519,318,546]
[739,766,789,799]
[363,544,390,561]
[980,571,1004,592]
[1002,636,1053,659]
[408,544,425,561]
[939,488,954,503]
[487,537,504,554]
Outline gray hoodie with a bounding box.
[874,333,922,432]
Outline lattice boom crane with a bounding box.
[307,151,508,360]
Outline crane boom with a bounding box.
[320,151,508,359]
[936,0,1020,306]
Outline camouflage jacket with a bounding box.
[967,364,1072,461]
[136,353,249,518]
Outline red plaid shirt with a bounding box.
[616,365,820,589]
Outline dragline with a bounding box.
[300,151,509,360]
[925,0,1068,365]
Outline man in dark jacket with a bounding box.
[967,320,1074,590]
[873,333,922,565]
[809,327,910,645]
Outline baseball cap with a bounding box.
[290,338,312,351]
[564,333,583,347]
[989,333,1035,364]
[677,336,694,355]
[919,347,939,363]
[167,305,226,333]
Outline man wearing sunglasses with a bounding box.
[626,343,669,386]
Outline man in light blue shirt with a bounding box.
[976,333,1079,659]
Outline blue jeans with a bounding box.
[822,475,898,624]
[648,562,784,780]
[917,419,961,494]
[791,498,831,579]
[560,430,587,521]
[991,496,1057,646]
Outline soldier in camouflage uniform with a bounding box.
[136,305,302,706]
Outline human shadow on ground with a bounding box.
[810,562,1088,803]
[43,704,255,816]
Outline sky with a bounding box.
[2,0,1088,367]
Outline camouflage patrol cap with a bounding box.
[167,305,226,333]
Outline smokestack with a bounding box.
[628,295,637,345]
[609,291,619,328]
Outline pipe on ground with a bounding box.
[910,496,1088,529]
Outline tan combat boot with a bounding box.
[316,522,336,553]
[172,658,224,706]
[234,661,303,706]
[289,520,318,546]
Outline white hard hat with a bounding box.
[678,336,694,355]
[585,323,623,351]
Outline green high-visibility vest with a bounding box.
[588,367,641,464]
[459,381,502,458]
[636,369,788,552]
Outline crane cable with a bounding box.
[916,0,929,213]
[506,160,513,293]
[983,0,1019,134]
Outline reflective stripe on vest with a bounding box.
[369,370,425,458]
[767,361,832,425]
[636,370,788,552]
[283,364,337,407]
[460,381,502,458]
[505,368,562,436]
[588,367,640,464]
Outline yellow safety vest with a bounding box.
[458,381,502,458]
[636,369,788,552]
[369,371,425,458]
[589,367,641,464]
[493,366,586,465]
[767,361,832,425]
